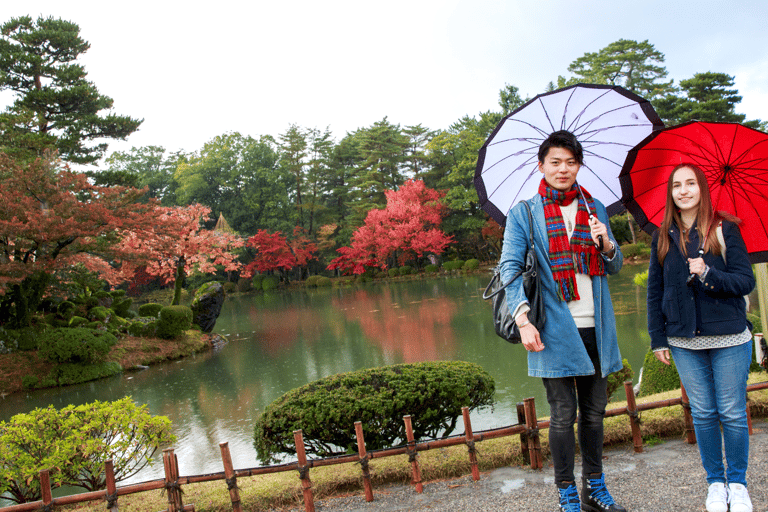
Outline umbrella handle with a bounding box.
[596,234,604,251]
[686,248,705,285]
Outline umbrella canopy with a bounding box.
[619,121,768,263]
[474,83,663,226]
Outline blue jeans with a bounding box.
[669,341,751,486]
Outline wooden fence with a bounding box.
[3,380,768,512]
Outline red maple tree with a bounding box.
[241,227,317,278]
[328,179,453,274]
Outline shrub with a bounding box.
[463,259,480,270]
[398,265,413,276]
[633,270,649,287]
[262,275,280,291]
[305,275,321,287]
[251,274,265,290]
[111,297,133,318]
[236,278,252,293]
[38,328,117,364]
[638,348,680,396]
[317,276,332,287]
[138,303,164,318]
[69,316,88,327]
[53,362,122,386]
[0,398,175,503]
[387,268,399,278]
[223,281,237,293]
[621,243,651,259]
[253,361,495,464]
[156,306,193,339]
[87,306,111,322]
[1,328,41,352]
[443,260,464,271]
[57,301,76,320]
[606,359,634,400]
[424,264,439,273]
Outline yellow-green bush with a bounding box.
[156,306,193,339]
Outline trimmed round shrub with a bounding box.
[253,361,495,464]
[69,316,88,328]
[57,301,76,320]
[387,268,399,278]
[633,270,649,288]
[262,275,280,291]
[87,306,111,322]
[463,259,480,270]
[606,358,634,400]
[317,276,332,287]
[111,297,133,318]
[398,265,413,276]
[443,260,464,271]
[236,278,252,293]
[156,306,193,339]
[251,274,265,290]
[424,264,439,273]
[138,303,163,318]
[38,328,117,364]
[638,348,680,396]
[305,275,321,287]
[223,281,237,293]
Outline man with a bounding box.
[499,130,626,512]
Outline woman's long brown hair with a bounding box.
[656,163,739,265]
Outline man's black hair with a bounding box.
[537,130,584,165]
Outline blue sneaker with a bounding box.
[581,473,626,512]
[558,483,581,512]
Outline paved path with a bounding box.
[271,418,768,511]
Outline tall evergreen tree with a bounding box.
[402,124,434,179]
[0,16,142,164]
[278,124,309,228]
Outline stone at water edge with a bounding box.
[190,281,225,333]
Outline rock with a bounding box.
[190,281,225,333]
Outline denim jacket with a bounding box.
[646,220,755,350]
[499,195,624,378]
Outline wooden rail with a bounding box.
[3,380,767,512]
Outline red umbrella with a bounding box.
[619,121,768,263]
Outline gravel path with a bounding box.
[270,418,768,511]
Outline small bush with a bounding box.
[236,278,252,293]
[606,359,634,400]
[22,375,38,389]
[387,268,399,278]
[223,281,237,293]
[251,274,265,290]
[69,316,88,327]
[138,303,163,318]
[111,297,133,318]
[633,270,649,288]
[53,361,122,386]
[443,260,464,271]
[638,348,680,396]
[621,243,651,259]
[37,328,117,364]
[87,306,111,322]
[262,275,280,291]
[424,264,439,273]
[253,361,495,464]
[57,301,76,320]
[156,306,193,339]
[463,259,480,270]
[305,275,321,287]
[317,276,332,287]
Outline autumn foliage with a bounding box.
[241,226,317,277]
[328,179,452,274]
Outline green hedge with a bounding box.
[424,264,439,273]
[156,306,193,339]
[305,275,321,287]
[253,361,495,464]
[621,243,651,259]
[317,276,332,287]
[387,268,399,278]
[38,328,117,364]
[443,260,464,271]
[638,348,680,396]
[606,358,634,400]
[262,275,279,291]
[138,303,163,318]
[463,259,480,270]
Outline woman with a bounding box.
[647,163,756,512]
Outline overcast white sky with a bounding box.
[3,0,768,166]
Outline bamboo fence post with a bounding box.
[354,421,374,502]
[461,407,480,481]
[516,402,530,466]
[523,397,542,470]
[163,448,185,512]
[105,459,119,512]
[219,442,242,512]
[403,415,423,493]
[40,469,53,509]
[680,383,697,444]
[293,430,315,512]
[624,381,643,453]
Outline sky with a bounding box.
[2,0,768,166]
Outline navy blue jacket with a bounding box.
[647,220,755,350]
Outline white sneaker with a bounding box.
[728,483,753,512]
[706,482,728,512]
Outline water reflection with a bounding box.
[0,269,651,488]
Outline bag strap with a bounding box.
[482,200,535,300]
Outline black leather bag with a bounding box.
[482,200,545,343]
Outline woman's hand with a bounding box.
[653,349,671,365]
[687,257,706,276]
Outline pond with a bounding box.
[0,264,652,490]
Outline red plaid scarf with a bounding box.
[538,179,605,302]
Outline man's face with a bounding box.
[538,146,580,191]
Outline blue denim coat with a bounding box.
[646,220,755,350]
[499,195,624,378]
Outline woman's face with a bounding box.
[671,166,701,215]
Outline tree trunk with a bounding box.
[628,214,637,245]
[172,256,186,306]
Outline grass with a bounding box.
[56,372,768,512]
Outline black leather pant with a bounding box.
[542,327,608,485]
